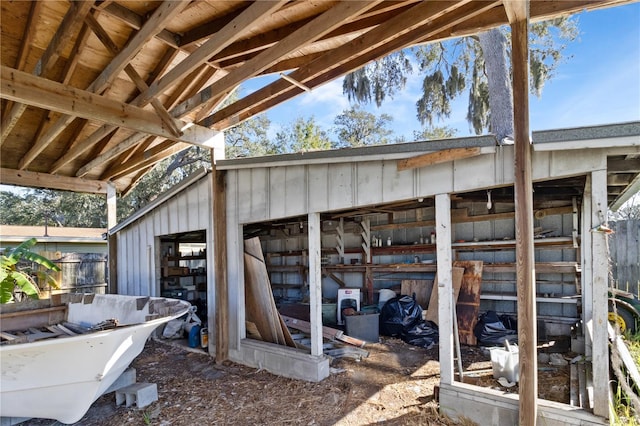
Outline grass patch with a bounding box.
[611,330,640,425]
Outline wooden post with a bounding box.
[590,169,610,418]
[106,183,117,294]
[435,193,454,385]
[213,166,229,363]
[308,212,323,356]
[505,1,537,424]
[106,183,117,229]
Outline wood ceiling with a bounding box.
[0,0,633,195]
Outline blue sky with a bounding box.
[240,3,640,141]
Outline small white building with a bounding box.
[111,121,640,425]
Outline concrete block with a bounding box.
[115,383,158,409]
[104,367,137,394]
[1,417,32,426]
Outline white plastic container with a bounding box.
[378,289,396,311]
[490,347,519,383]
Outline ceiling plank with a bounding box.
[17,2,187,171]
[396,147,483,171]
[0,168,108,194]
[0,66,221,147]
[84,12,182,137]
[204,1,478,130]
[19,17,94,170]
[0,0,42,146]
[1,1,93,143]
[139,1,288,105]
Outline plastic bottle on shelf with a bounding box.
[387,236,392,246]
[430,231,436,244]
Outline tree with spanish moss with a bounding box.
[343,19,578,141]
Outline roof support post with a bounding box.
[506,1,537,424]
[213,165,229,363]
[590,169,610,418]
[308,212,324,357]
[436,193,454,386]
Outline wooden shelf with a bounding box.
[483,262,579,274]
[481,293,579,304]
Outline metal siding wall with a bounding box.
[269,167,286,219]
[327,163,354,211]
[356,162,383,206]
[308,164,329,213]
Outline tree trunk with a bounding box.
[479,29,514,142]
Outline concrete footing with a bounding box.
[235,339,330,382]
[104,367,137,394]
[438,382,607,425]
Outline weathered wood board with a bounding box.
[424,267,464,325]
[243,237,295,347]
[453,261,483,346]
[401,279,433,310]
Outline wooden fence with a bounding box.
[35,252,108,295]
[609,219,640,297]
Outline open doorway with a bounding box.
[159,230,208,326]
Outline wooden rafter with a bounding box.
[75,65,218,178]
[0,66,221,147]
[84,12,182,137]
[16,2,186,172]
[63,47,182,176]
[139,1,287,106]
[203,0,483,130]
[0,168,108,194]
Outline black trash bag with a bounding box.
[473,310,518,346]
[379,295,423,337]
[402,320,439,349]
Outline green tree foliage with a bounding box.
[275,116,333,152]
[0,189,106,227]
[225,114,280,158]
[333,105,394,147]
[343,19,578,138]
[413,126,458,141]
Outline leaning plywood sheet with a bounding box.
[244,237,295,347]
[424,267,464,325]
[453,261,484,346]
[401,279,432,310]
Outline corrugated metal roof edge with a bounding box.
[110,167,211,235]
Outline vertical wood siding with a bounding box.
[610,219,640,296]
[116,178,212,296]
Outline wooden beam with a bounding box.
[214,167,229,363]
[590,169,610,418]
[203,1,484,130]
[139,1,287,105]
[436,193,454,385]
[84,13,183,138]
[101,142,188,181]
[0,66,221,147]
[0,0,93,143]
[397,147,483,171]
[89,0,189,94]
[308,212,323,357]
[505,1,537,425]
[0,168,108,194]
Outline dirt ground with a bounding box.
[21,337,571,426]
